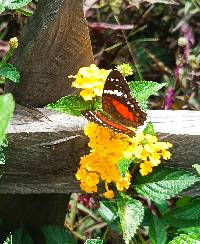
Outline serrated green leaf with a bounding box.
[168,233,200,244]
[134,166,199,201]
[117,192,144,244]
[3,229,33,244]
[41,225,77,244]
[98,200,121,233]
[193,164,200,175]
[0,94,15,142]
[148,214,167,244]
[84,238,103,244]
[129,81,166,111]
[164,199,200,228]
[46,95,92,116]
[5,0,32,10]
[117,158,132,177]
[143,122,155,136]
[0,64,20,83]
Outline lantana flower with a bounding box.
[76,123,172,198]
[70,64,111,101]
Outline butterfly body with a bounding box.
[84,70,146,136]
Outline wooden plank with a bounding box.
[5,0,93,107]
[0,106,199,194]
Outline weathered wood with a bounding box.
[1,106,200,194]
[5,0,93,107]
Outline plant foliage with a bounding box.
[3,229,33,244]
[164,198,200,228]
[46,95,93,116]
[0,93,15,142]
[148,214,167,244]
[84,238,103,244]
[0,63,20,83]
[134,166,199,201]
[0,0,32,13]
[168,233,200,244]
[117,193,144,244]
[129,81,166,111]
[41,225,77,244]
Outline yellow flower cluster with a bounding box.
[70,64,111,101]
[76,123,131,198]
[122,132,172,176]
[76,123,172,198]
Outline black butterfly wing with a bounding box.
[102,70,146,128]
[84,111,135,136]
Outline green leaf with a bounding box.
[98,200,121,233]
[168,233,200,244]
[143,122,155,136]
[154,200,168,215]
[0,94,15,142]
[193,164,200,175]
[117,158,132,177]
[46,95,92,116]
[148,214,167,244]
[117,192,144,244]
[0,0,6,13]
[176,196,192,208]
[0,138,8,165]
[164,199,200,228]
[134,166,199,201]
[41,225,77,244]
[178,226,200,234]
[16,7,33,16]
[3,229,33,244]
[0,64,20,83]
[4,0,32,10]
[129,81,166,111]
[84,238,103,244]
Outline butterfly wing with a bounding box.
[84,111,135,137]
[102,70,146,128]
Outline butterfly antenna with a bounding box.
[113,15,143,81]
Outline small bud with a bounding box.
[9,37,18,49]
[178,37,188,47]
[116,63,133,77]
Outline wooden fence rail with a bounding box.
[0,106,199,195]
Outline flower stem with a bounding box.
[0,47,15,68]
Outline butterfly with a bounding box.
[83,70,147,137]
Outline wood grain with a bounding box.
[0,106,199,195]
[5,0,93,107]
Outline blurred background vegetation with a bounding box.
[0,0,200,110]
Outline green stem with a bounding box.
[103,226,109,242]
[0,47,14,68]
[113,15,143,81]
[69,193,78,226]
[138,231,146,244]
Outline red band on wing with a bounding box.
[95,113,131,133]
[111,99,138,123]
